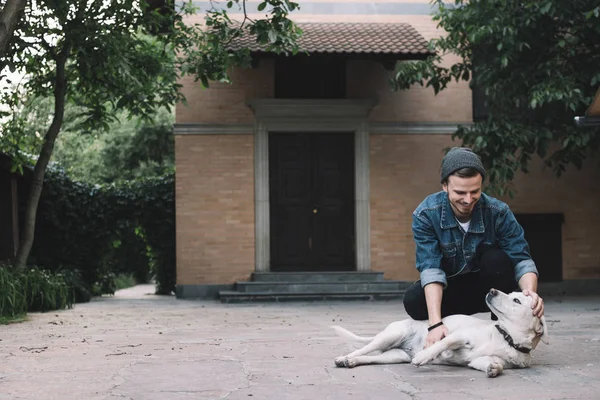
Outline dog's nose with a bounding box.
[489,288,498,296]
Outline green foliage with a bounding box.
[391,0,600,195]
[0,90,46,173]
[0,264,75,318]
[21,268,74,312]
[0,314,27,325]
[2,0,302,137]
[93,271,117,296]
[1,0,301,270]
[114,273,138,291]
[30,166,175,296]
[52,106,175,183]
[109,175,176,294]
[177,0,302,88]
[2,2,180,135]
[0,265,26,317]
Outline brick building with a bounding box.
[174,0,600,300]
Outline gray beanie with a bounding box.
[440,147,486,183]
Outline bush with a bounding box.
[27,166,175,297]
[117,175,175,294]
[0,265,26,318]
[22,268,74,312]
[114,273,137,291]
[0,264,76,318]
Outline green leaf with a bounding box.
[268,30,278,44]
[540,2,552,14]
[257,2,267,11]
[201,74,210,88]
[530,98,537,109]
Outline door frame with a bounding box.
[247,98,376,273]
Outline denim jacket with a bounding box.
[412,191,538,288]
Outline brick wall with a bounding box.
[175,3,600,285]
[176,12,471,125]
[346,59,472,123]
[369,134,600,281]
[175,134,255,285]
[370,134,449,281]
[500,157,600,280]
[176,131,600,285]
[176,60,274,125]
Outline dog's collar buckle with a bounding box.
[495,324,531,354]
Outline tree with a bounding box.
[52,107,175,183]
[0,0,27,62]
[391,0,600,195]
[0,0,301,270]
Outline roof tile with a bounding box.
[229,22,433,56]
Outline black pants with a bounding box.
[403,248,518,320]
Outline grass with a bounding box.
[0,313,27,325]
[114,273,137,291]
[1,265,76,317]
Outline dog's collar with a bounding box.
[495,325,531,354]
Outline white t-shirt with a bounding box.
[456,218,471,233]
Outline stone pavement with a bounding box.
[1,284,600,400]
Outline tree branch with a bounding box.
[221,0,255,49]
[39,35,56,58]
[0,0,27,58]
[241,0,256,27]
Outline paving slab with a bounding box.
[1,284,599,400]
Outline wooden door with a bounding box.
[269,132,355,271]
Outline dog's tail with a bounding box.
[331,325,374,343]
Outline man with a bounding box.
[403,147,544,348]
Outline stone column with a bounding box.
[355,121,370,272]
[254,121,269,272]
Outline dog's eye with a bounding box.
[513,298,521,304]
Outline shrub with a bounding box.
[27,166,175,297]
[0,264,75,318]
[114,273,137,291]
[0,265,26,318]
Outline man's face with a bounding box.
[442,174,483,220]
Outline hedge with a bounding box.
[24,165,176,297]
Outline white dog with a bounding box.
[333,288,548,377]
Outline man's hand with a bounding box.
[424,324,448,348]
[523,289,544,318]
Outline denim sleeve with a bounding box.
[412,212,447,288]
[495,208,539,282]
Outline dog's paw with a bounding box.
[486,362,503,378]
[335,356,348,368]
[411,350,434,366]
[345,358,358,368]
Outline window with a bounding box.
[274,55,346,99]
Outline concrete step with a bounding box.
[235,281,410,293]
[218,290,406,303]
[250,271,385,283]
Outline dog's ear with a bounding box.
[535,315,549,345]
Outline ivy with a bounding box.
[29,165,175,296]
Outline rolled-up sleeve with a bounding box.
[495,208,539,282]
[514,259,538,283]
[412,213,447,288]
